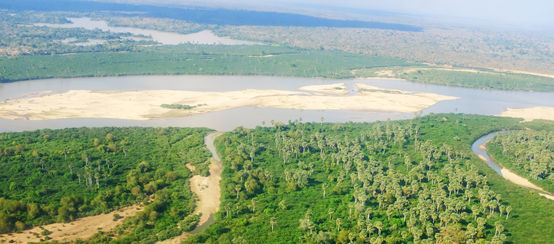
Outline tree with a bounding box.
[505,206,512,220]
[336,218,342,232]
[374,221,383,236]
[270,217,276,232]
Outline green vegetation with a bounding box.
[0,127,211,242]
[355,66,554,91]
[487,130,554,193]
[219,23,554,76]
[3,43,554,91]
[0,44,411,82]
[0,11,155,56]
[185,114,553,243]
[161,104,198,110]
[399,69,554,92]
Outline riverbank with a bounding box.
[498,106,554,121]
[160,132,223,244]
[472,132,554,201]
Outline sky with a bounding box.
[104,0,554,29]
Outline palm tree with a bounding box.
[336,218,342,232]
[328,208,334,220]
[505,206,512,220]
[270,217,276,232]
[374,221,383,236]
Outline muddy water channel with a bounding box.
[1,75,553,132]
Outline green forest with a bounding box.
[1,115,553,243]
[3,44,554,91]
[0,44,411,82]
[0,127,212,241]
[487,130,554,193]
[185,114,554,244]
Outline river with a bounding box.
[35,17,260,45]
[1,75,553,132]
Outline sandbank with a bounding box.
[0,86,458,121]
[498,106,554,121]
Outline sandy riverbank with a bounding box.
[160,132,222,244]
[476,142,554,201]
[0,85,457,121]
[0,205,142,243]
[498,106,554,121]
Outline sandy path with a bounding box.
[474,135,554,201]
[498,106,554,122]
[159,132,223,244]
[0,205,142,243]
[0,86,457,121]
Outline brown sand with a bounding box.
[159,132,222,244]
[498,106,554,122]
[0,205,142,243]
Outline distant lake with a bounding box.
[35,18,260,45]
[1,75,553,132]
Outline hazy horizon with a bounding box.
[95,0,554,30]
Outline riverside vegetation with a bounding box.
[2,10,554,91]
[2,44,554,91]
[0,127,212,242]
[487,129,554,193]
[0,115,553,243]
[185,114,554,243]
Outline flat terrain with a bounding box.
[0,85,456,120]
[498,106,554,121]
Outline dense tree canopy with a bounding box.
[186,115,530,243]
[0,127,211,241]
[488,130,554,193]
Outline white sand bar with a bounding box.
[498,106,554,121]
[0,86,458,121]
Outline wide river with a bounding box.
[1,75,553,132]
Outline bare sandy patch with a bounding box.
[539,193,554,201]
[498,106,554,122]
[299,83,347,95]
[0,87,457,121]
[489,68,554,79]
[0,205,142,243]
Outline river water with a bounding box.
[35,17,260,45]
[1,75,553,132]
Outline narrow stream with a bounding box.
[190,132,222,234]
[471,131,554,200]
